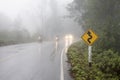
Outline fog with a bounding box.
[0,0,83,42]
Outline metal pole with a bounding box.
[88,46,92,67]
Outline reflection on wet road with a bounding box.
[0,39,73,80]
[0,41,63,80]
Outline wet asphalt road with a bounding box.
[0,41,66,80]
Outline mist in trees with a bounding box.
[0,0,83,46]
[32,0,82,39]
[0,14,32,46]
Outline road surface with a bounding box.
[0,41,72,80]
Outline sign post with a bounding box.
[81,29,98,67]
[88,46,92,67]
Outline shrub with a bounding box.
[67,42,120,80]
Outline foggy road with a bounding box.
[0,41,68,80]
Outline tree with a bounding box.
[68,0,120,52]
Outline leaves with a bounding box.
[67,42,120,80]
[68,0,120,53]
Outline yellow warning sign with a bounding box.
[81,29,98,45]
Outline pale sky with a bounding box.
[0,0,72,19]
[0,0,38,19]
[0,0,73,34]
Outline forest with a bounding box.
[67,0,120,80]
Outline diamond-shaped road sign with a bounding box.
[81,29,98,45]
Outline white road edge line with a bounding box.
[60,48,65,80]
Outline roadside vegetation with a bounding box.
[67,0,120,80]
[67,41,120,80]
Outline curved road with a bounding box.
[0,41,67,80]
